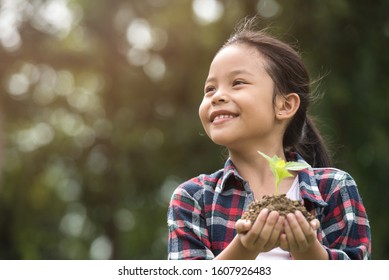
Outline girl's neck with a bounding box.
[228,146,288,199]
[229,146,286,170]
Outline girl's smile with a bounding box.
[210,110,239,124]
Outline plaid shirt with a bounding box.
[167,153,371,260]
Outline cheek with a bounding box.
[198,99,209,125]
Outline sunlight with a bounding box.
[7,73,29,98]
[31,0,78,38]
[192,0,224,25]
[257,0,282,18]
[15,122,55,152]
[126,47,150,66]
[59,204,87,237]
[126,18,153,50]
[90,236,113,260]
[143,54,166,82]
[114,209,136,232]
[0,0,28,51]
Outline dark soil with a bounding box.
[241,194,313,224]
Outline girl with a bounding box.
[167,18,371,260]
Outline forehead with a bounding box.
[209,44,268,74]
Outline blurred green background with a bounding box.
[0,0,388,259]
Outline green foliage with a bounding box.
[257,151,310,195]
[0,0,387,259]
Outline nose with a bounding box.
[211,89,229,106]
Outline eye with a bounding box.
[204,85,216,95]
[232,80,246,86]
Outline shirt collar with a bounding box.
[219,152,327,207]
[218,158,246,192]
[291,152,327,207]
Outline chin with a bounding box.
[209,136,233,147]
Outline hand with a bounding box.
[279,210,320,255]
[236,208,285,255]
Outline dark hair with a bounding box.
[221,18,331,167]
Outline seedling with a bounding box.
[257,151,310,195]
[241,151,313,223]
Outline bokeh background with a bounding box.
[0,0,388,259]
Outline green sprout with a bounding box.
[258,151,311,195]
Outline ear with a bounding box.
[275,93,300,120]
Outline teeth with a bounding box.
[214,114,235,121]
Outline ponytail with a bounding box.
[286,115,331,168]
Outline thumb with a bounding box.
[310,219,320,230]
[236,219,252,234]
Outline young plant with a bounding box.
[257,151,310,195]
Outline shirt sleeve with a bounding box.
[167,181,214,260]
[320,172,371,260]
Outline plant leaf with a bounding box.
[257,151,311,195]
[284,161,310,171]
[257,151,294,194]
[274,167,293,189]
[257,150,273,162]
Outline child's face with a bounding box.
[199,44,281,151]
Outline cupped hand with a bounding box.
[236,208,285,255]
[279,210,320,254]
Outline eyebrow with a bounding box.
[205,69,254,84]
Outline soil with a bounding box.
[241,194,313,224]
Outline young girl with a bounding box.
[167,18,371,260]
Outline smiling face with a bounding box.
[199,44,284,152]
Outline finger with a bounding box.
[279,233,289,251]
[271,215,285,239]
[236,219,252,234]
[305,219,320,244]
[287,212,308,249]
[250,208,269,236]
[284,218,298,252]
[310,219,320,231]
[266,215,285,249]
[294,211,311,235]
[256,211,280,249]
[242,208,269,246]
[295,212,319,245]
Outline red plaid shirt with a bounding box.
[167,153,371,260]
